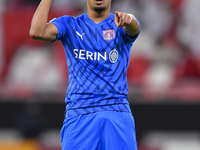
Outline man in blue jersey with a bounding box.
[30,0,141,149]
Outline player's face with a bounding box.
[87,0,112,13]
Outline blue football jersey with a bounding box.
[50,13,141,119]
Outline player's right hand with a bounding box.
[115,11,133,28]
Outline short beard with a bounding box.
[94,7,106,13]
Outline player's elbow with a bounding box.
[29,29,43,39]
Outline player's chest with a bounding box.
[73,28,117,49]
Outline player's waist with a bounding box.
[65,93,128,108]
[66,98,128,109]
[64,103,131,120]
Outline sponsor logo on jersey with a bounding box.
[103,29,115,41]
[73,49,118,63]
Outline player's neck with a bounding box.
[87,9,110,24]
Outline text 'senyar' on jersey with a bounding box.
[50,13,141,119]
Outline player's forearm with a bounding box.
[123,14,139,38]
[29,0,53,39]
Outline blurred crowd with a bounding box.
[0,0,200,101]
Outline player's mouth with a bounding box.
[96,0,103,5]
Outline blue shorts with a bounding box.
[60,111,137,150]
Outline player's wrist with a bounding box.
[127,14,135,24]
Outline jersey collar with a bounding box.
[83,13,114,28]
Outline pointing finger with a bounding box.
[115,11,120,18]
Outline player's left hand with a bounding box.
[115,11,133,27]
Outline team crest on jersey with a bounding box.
[103,29,115,41]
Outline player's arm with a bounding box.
[115,11,140,38]
[29,0,58,42]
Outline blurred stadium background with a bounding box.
[0,0,200,150]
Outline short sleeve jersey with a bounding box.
[50,13,141,119]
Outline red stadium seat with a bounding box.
[127,56,151,87]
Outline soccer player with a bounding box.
[29,0,141,149]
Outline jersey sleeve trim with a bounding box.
[49,21,62,41]
[49,16,68,41]
[122,18,141,42]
